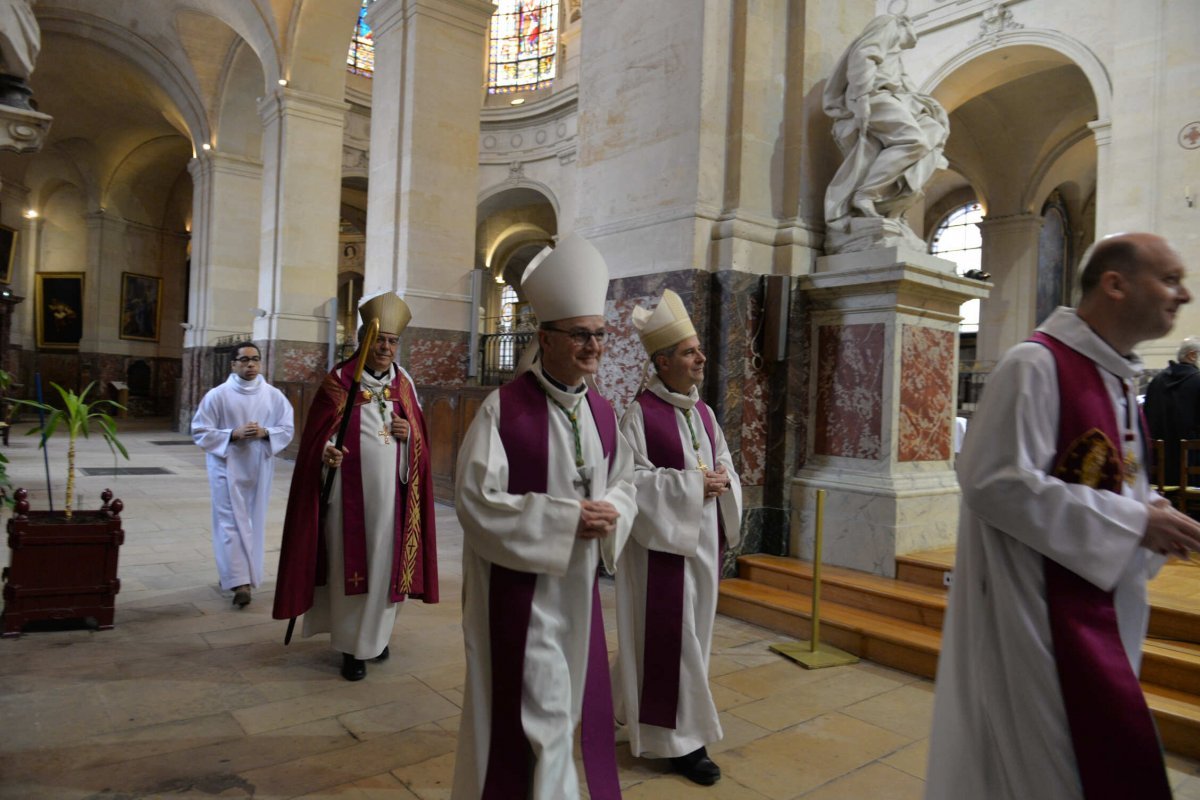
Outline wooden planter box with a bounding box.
[2,488,125,637]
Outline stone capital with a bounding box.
[0,103,51,155]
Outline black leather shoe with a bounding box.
[340,653,366,681]
[372,645,389,663]
[671,747,720,786]
[232,587,251,608]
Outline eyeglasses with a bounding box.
[543,326,607,346]
[233,356,261,364]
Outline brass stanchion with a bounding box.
[771,489,859,669]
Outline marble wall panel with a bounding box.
[899,325,954,462]
[814,323,884,459]
[404,327,468,387]
[266,340,326,385]
[605,268,795,564]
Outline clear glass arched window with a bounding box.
[488,0,558,94]
[347,0,374,77]
[930,202,984,333]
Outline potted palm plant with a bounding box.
[1,381,129,636]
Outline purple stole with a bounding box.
[635,389,721,729]
[1028,331,1170,800]
[483,370,621,800]
[336,367,431,602]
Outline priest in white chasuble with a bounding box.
[193,342,295,608]
[273,292,438,683]
[613,289,742,786]
[926,233,1200,800]
[452,233,638,800]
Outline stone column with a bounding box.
[792,248,988,577]
[1088,119,1112,237]
[255,87,348,386]
[364,0,493,384]
[180,152,264,428]
[974,213,1042,367]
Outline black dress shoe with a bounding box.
[372,645,389,662]
[340,653,366,681]
[671,747,720,786]
[232,587,251,608]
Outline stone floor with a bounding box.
[1,418,1198,799]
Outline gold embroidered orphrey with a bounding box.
[1052,427,1125,490]
[395,382,421,595]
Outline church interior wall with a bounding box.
[3,0,1197,573]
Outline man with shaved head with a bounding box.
[927,233,1200,800]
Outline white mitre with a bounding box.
[521,232,609,322]
[632,289,696,356]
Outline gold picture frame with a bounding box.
[0,225,16,284]
[119,271,162,343]
[35,272,84,350]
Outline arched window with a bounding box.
[499,284,518,369]
[347,0,374,77]
[488,0,558,94]
[930,202,984,333]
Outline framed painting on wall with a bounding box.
[35,272,84,350]
[0,225,16,284]
[119,271,162,342]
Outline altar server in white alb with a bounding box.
[452,232,638,800]
[192,342,294,608]
[614,289,741,786]
[926,233,1200,800]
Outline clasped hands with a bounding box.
[1142,496,1200,559]
[577,500,619,540]
[233,421,268,441]
[704,465,731,500]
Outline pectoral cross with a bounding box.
[573,465,593,497]
[378,428,392,445]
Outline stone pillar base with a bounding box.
[789,470,960,578]
[795,248,989,577]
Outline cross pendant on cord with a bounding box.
[378,428,391,445]
[573,465,593,496]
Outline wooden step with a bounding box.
[894,549,955,589]
[722,555,1200,760]
[1144,683,1200,761]
[1142,639,1200,697]
[1147,593,1200,646]
[737,554,947,628]
[717,578,941,680]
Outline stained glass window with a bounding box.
[347,0,374,77]
[930,202,985,332]
[488,0,557,94]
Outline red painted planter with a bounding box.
[2,488,125,637]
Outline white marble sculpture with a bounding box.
[0,0,50,154]
[822,13,949,255]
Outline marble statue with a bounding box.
[0,0,39,109]
[823,13,949,254]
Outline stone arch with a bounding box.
[284,0,364,96]
[921,29,1111,123]
[214,35,267,159]
[104,137,194,228]
[37,10,211,148]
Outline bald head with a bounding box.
[1079,233,1176,297]
[1075,232,1190,354]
